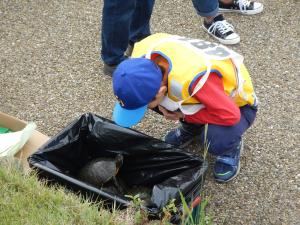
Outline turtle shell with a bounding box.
[78,154,123,188]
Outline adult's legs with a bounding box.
[191,0,219,18]
[191,0,240,45]
[101,0,136,66]
[129,0,155,44]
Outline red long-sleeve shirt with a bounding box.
[154,55,241,126]
[184,73,240,126]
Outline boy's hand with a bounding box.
[158,105,184,121]
[148,86,167,109]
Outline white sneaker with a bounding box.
[203,14,240,45]
[219,0,264,15]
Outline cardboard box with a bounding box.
[0,112,49,170]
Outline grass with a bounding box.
[0,157,121,225]
[179,124,214,225]
[179,192,214,225]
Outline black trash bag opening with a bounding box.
[28,113,208,222]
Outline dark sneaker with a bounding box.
[103,63,118,77]
[103,55,130,77]
[164,126,200,148]
[125,42,134,57]
[203,14,240,45]
[214,139,244,183]
[219,0,263,15]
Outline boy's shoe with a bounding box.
[164,126,200,148]
[214,139,244,183]
[219,0,264,15]
[202,14,240,45]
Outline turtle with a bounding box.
[78,154,125,194]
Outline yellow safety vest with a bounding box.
[132,33,257,114]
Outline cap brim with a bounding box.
[112,102,147,128]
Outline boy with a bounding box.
[112,33,258,182]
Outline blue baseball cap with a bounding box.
[112,58,162,127]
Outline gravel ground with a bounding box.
[0,0,299,224]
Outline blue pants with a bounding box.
[182,105,257,156]
[101,0,221,65]
[101,0,155,65]
[192,0,219,17]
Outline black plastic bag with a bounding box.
[28,113,208,223]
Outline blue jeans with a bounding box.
[192,0,219,17]
[101,0,155,65]
[182,105,258,156]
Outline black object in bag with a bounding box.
[28,113,208,222]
